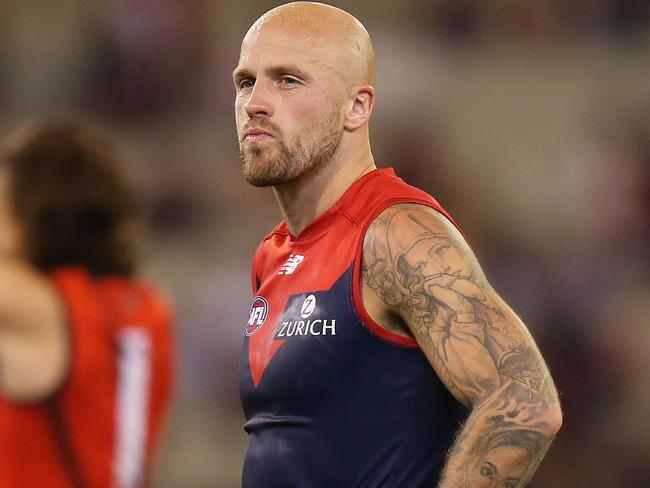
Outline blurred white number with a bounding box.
[114,328,151,488]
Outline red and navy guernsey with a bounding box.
[239,168,467,488]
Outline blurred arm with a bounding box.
[0,262,67,401]
[362,203,562,487]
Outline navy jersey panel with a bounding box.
[239,168,468,487]
[240,266,464,488]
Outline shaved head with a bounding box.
[243,2,375,88]
[234,2,376,188]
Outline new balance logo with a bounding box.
[278,254,304,275]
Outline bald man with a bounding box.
[235,3,561,487]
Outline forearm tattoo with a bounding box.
[362,204,560,487]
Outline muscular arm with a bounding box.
[362,204,562,487]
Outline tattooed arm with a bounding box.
[362,203,562,487]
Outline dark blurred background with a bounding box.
[1,0,649,486]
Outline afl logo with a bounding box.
[300,294,317,319]
[246,296,269,336]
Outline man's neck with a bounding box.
[273,147,375,238]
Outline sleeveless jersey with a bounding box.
[0,267,175,488]
[239,168,467,488]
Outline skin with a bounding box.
[233,2,377,237]
[362,204,562,486]
[236,3,562,485]
[0,169,68,401]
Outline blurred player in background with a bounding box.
[0,122,175,488]
[235,2,561,487]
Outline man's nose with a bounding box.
[244,81,274,118]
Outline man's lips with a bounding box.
[242,128,275,142]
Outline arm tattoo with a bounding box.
[362,204,560,486]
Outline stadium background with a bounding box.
[1,0,649,486]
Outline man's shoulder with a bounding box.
[362,202,470,270]
[369,167,434,198]
[343,167,443,223]
[367,202,459,235]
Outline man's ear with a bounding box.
[344,85,375,131]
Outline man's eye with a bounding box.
[280,77,299,86]
[239,79,255,89]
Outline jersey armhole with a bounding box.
[351,198,469,349]
[351,198,426,348]
[43,270,84,404]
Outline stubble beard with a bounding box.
[239,110,343,187]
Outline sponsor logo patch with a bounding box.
[300,294,316,319]
[275,319,337,338]
[246,296,269,336]
[274,294,336,338]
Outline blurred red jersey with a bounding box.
[0,267,175,488]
